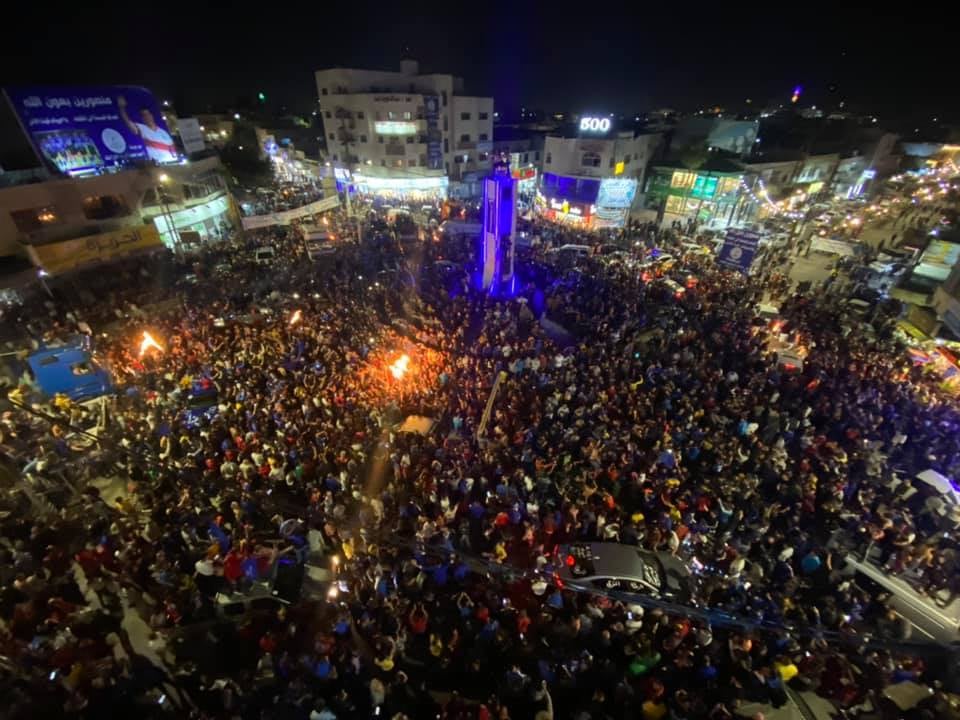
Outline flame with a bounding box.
[289,309,303,326]
[139,331,164,357]
[389,354,410,380]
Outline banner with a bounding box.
[240,196,340,230]
[424,95,443,170]
[597,178,638,209]
[27,225,164,275]
[716,228,760,273]
[7,85,178,174]
[177,117,206,154]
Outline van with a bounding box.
[254,246,276,264]
[841,555,960,643]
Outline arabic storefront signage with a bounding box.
[240,196,341,230]
[27,225,164,275]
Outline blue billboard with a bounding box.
[717,228,760,274]
[6,85,178,175]
[424,95,443,170]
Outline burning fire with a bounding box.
[139,331,164,357]
[389,354,410,380]
[289,309,303,326]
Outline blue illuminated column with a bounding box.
[479,160,517,295]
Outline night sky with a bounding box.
[1,2,952,125]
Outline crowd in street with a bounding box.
[0,202,959,720]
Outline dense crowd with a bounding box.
[0,203,959,720]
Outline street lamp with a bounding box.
[157,173,181,252]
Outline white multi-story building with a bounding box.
[538,125,662,227]
[315,59,493,197]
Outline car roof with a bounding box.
[561,542,654,579]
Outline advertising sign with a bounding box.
[689,174,719,199]
[424,95,443,170]
[579,117,611,133]
[716,228,760,273]
[706,120,758,155]
[240,196,340,230]
[597,178,638,209]
[177,117,206,154]
[7,85,177,175]
[915,241,960,281]
[27,225,164,275]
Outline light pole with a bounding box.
[157,173,181,253]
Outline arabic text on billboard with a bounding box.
[596,178,638,209]
[7,85,178,175]
[27,225,164,275]
[716,228,760,273]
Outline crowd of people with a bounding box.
[0,199,959,720]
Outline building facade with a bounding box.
[536,130,661,227]
[0,156,238,269]
[315,59,493,198]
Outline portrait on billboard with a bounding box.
[6,85,178,174]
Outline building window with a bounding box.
[665,195,685,213]
[321,88,328,96]
[82,195,130,220]
[443,116,448,131]
[360,135,367,143]
[329,133,335,140]
[479,152,489,161]
[10,206,59,232]
[581,152,601,167]
[609,157,615,168]
[460,134,470,142]
[460,112,471,120]
[479,112,489,120]
[332,154,338,161]
[406,136,414,144]
[408,159,417,167]
[441,91,448,106]
[403,111,412,120]
[375,111,382,121]
[325,111,332,118]
[444,138,449,153]
[718,177,739,194]
[378,135,384,143]
[522,153,528,163]
[454,155,463,164]
[624,155,631,164]
[479,133,488,141]
[546,153,551,164]
[670,171,696,189]
[394,160,404,168]
[381,160,386,166]
[535,151,540,161]
[357,111,364,119]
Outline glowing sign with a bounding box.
[579,117,611,133]
[374,121,417,135]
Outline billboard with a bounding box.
[177,117,206,154]
[716,228,760,273]
[915,241,960,281]
[707,120,758,155]
[6,85,177,175]
[424,95,443,170]
[240,196,341,230]
[597,178,638,209]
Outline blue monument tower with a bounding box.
[478,159,518,296]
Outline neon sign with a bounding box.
[579,117,611,133]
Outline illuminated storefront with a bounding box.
[645,163,745,226]
[535,173,637,228]
[150,193,238,248]
[352,173,448,202]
